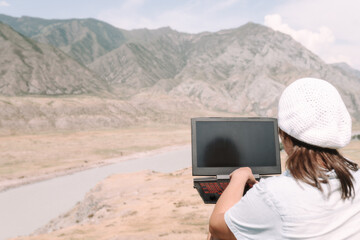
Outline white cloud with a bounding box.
[271,0,360,42]
[264,13,360,70]
[321,44,360,69]
[0,1,10,7]
[268,0,360,70]
[264,14,334,54]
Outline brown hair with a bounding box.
[280,129,358,199]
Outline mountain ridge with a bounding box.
[0,14,359,132]
[0,22,109,96]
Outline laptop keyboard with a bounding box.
[194,179,253,204]
[199,182,229,194]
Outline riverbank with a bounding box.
[0,144,189,192]
[0,126,191,192]
[12,168,214,240]
[1,126,359,192]
[1,146,192,240]
[2,138,359,240]
[10,141,360,240]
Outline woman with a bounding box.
[209,78,360,239]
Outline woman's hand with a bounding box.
[209,167,257,240]
[230,167,258,187]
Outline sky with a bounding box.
[1,0,360,70]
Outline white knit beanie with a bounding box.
[278,78,351,149]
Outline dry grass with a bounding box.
[1,125,359,189]
[12,139,360,240]
[6,130,360,240]
[0,126,190,184]
[13,168,213,240]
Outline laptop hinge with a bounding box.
[217,174,260,180]
[216,175,230,180]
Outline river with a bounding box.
[0,145,191,240]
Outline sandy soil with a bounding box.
[12,168,214,240]
[1,125,358,192]
[2,126,359,240]
[9,140,360,240]
[0,126,191,191]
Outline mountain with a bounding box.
[0,14,359,132]
[90,22,360,119]
[0,14,128,64]
[331,62,360,79]
[0,14,59,37]
[0,22,109,95]
[165,23,360,119]
[89,28,192,93]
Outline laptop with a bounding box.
[192,117,281,204]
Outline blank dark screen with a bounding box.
[196,121,277,167]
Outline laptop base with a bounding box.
[193,178,252,204]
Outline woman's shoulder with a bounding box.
[256,168,360,202]
[258,170,296,190]
[250,171,324,216]
[352,168,360,177]
[351,168,360,184]
[253,171,313,203]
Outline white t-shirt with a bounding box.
[225,169,360,239]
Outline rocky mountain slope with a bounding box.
[89,28,192,92]
[0,14,359,132]
[0,14,128,64]
[0,22,109,95]
[332,62,360,79]
[90,22,360,119]
[165,23,360,118]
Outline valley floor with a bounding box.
[1,127,359,240]
[10,140,360,240]
[12,168,214,240]
[0,125,190,191]
[1,126,359,192]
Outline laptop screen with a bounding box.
[192,117,281,176]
